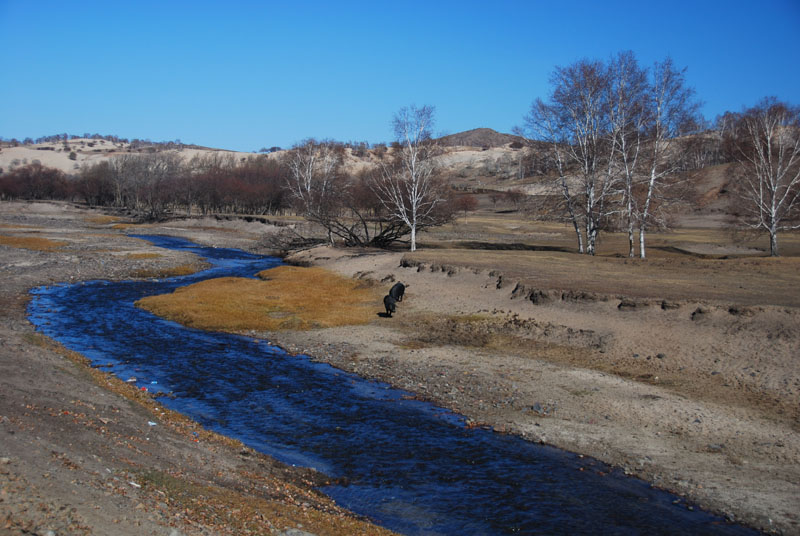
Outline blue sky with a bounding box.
[1,0,798,151]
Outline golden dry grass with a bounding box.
[0,234,67,251]
[127,252,163,259]
[0,224,40,230]
[136,266,382,332]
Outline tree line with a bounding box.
[0,106,456,251]
[2,51,798,254]
[517,51,799,257]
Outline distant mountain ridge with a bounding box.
[437,128,526,148]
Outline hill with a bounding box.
[437,128,526,148]
[0,138,253,175]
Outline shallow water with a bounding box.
[28,235,755,535]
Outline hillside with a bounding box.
[0,130,735,226]
[437,127,525,148]
[0,138,253,175]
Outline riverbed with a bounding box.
[27,235,755,535]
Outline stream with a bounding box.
[27,235,755,535]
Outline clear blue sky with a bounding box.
[1,0,798,151]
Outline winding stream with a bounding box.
[28,235,754,535]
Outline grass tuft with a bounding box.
[136,266,382,332]
[0,234,67,251]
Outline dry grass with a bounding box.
[0,224,40,230]
[127,252,163,259]
[136,468,394,536]
[406,248,800,307]
[0,234,67,251]
[136,266,382,332]
[410,211,800,308]
[112,222,154,230]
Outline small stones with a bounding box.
[529,401,558,417]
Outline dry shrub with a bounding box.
[137,266,381,332]
[0,234,67,251]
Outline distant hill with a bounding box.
[437,128,526,148]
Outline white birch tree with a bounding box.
[520,99,585,253]
[726,98,800,256]
[373,105,447,251]
[283,139,343,245]
[608,51,648,257]
[522,59,622,255]
[637,58,699,259]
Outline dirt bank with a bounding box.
[265,245,800,535]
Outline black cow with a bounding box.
[389,282,406,302]
[383,295,397,317]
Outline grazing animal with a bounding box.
[389,282,406,302]
[383,295,397,317]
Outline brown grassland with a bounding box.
[0,233,67,251]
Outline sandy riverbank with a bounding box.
[1,200,798,534]
[261,245,800,535]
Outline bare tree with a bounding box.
[521,54,699,257]
[454,194,479,221]
[519,99,585,252]
[636,58,700,258]
[373,105,450,251]
[282,139,343,245]
[522,59,621,255]
[608,51,648,257]
[725,98,800,256]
